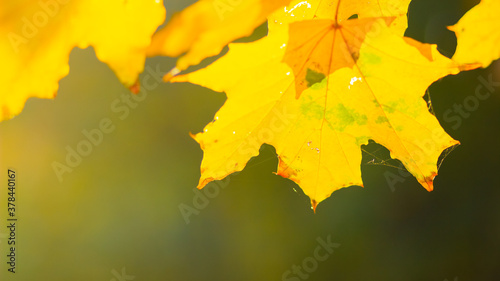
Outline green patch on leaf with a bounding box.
[301,95,324,120]
[375,116,388,124]
[356,136,369,145]
[362,52,382,65]
[332,104,367,131]
[382,104,396,113]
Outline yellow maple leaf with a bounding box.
[147,0,292,77]
[173,9,461,209]
[0,0,165,121]
[449,0,500,68]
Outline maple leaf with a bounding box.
[0,0,165,121]
[173,3,461,209]
[147,0,292,78]
[449,0,500,68]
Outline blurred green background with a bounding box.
[1,0,499,280]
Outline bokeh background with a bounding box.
[1,0,499,280]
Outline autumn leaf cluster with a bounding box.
[1,0,499,209]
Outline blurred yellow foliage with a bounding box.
[0,0,165,121]
[147,0,292,78]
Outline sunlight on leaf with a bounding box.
[173,13,461,209]
[268,0,410,35]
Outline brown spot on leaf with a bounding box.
[311,200,318,213]
[350,51,359,61]
[276,156,298,179]
[129,79,140,94]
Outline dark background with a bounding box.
[1,0,498,280]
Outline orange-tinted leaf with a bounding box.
[0,0,165,121]
[283,17,394,98]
